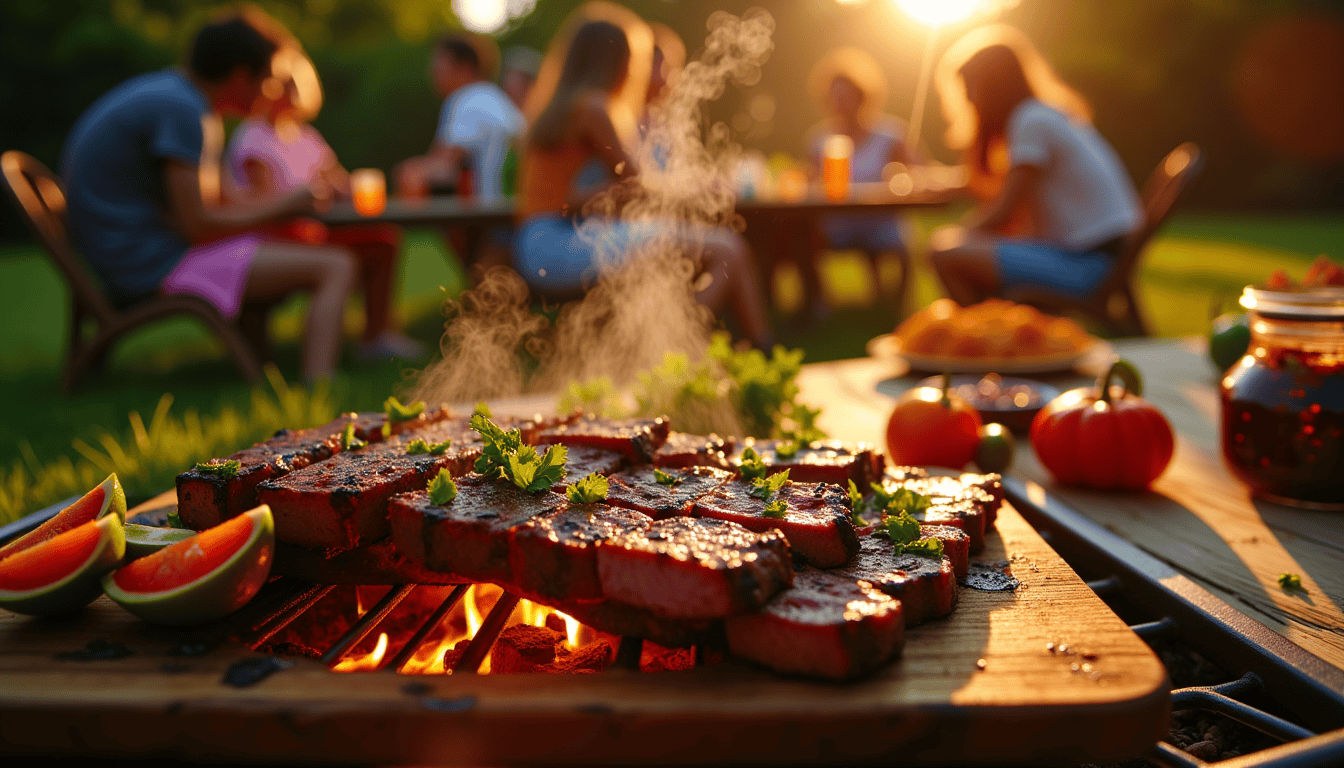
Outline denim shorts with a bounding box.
[995,239,1116,298]
[513,215,655,294]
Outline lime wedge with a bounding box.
[123,524,197,560]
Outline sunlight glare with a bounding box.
[894,0,982,26]
[453,0,508,33]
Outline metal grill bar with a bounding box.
[384,584,470,673]
[243,583,336,648]
[321,584,416,668]
[613,636,643,671]
[451,590,520,674]
[1172,675,1316,744]
[1129,616,1177,640]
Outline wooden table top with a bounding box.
[801,338,1344,672]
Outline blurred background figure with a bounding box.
[226,46,423,362]
[501,45,543,113]
[803,47,918,321]
[515,18,773,349]
[60,8,355,382]
[644,23,686,112]
[928,25,1141,307]
[397,34,523,202]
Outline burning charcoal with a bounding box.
[508,502,651,601]
[735,440,885,487]
[595,517,793,619]
[552,446,627,488]
[222,656,293,688]
[640,643,697,673]
[56,639,133,661]
[693,479,859,567]
[829,532,958,627]
[533,416,670,463]
[653,432,734,469]
[547,598,720,649]
[725,567,904,680]
[544,613,568,634]
[491,624,567,673]
[389,473,565,583]
[539,639,613,673]
[441,640,471,671]
[606,465,732,519]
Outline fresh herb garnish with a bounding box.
[848,480,867,525]
[384,396,426,423]
[341,423,367,451]
[471,413,524,476]
[427,470,457,505]
[884,510,922,546]
[738,446,769,480]
[567,473,609,504]
[749,470,791,500]
[898,537,944,559]
[406,438,451,456]
[1278,573,1305,592]
[194,459,241,479]
[873,484,930,516]
[653,468,681,486]
[505,444,568,493]
[473,401,492,418]
[763,499,788,518]
[774,440,800,459]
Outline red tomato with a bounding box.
[1030,360,1175,490]
[887,376,984,469]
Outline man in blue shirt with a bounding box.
[62,10,355,382]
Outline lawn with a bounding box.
[0,213,1336,520]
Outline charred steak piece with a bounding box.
[389,473,565,583]
[533,416,670,463]
[653,432,734,469]
[725,567,904,680]
[734,440,885,487]
[919,524,970,580]
[692,479,859,568]
[508,502,651,601]
[958,472,1004,526]
[552,446,627,489]
[885,475,995,554]
[596,517,793,619]
[606,465,733,520]
[830,532,957,627]
[272,540,465,585]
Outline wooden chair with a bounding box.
[1,150,266,393]
[1002,142,1204,337]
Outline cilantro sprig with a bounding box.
[738,446,769,480]
[773,440,800,459]
[851,482,931,526]
[341,423,367,451]
[900,537,944,559]
[385,396,426,423]
[749,470,790,500]
[406,438,452,456]
[876,506,943,559]
[1278,573,1305,592]
[763,499,788,518]
[471,414,567,493]
[567,473,609,504]
[653,468,681,486]
[471,413,525,475]
[473,401,492,418]
[427,469,457,505]
[194,459,241,479]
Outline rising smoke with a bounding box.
[411,9,775,407]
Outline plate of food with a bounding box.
[869,298,1108,374]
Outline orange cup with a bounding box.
[351,168,387,216]
[822,134,854,202]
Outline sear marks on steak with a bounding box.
[693,479,859,568]
[653,432,734,469]
[725,566,904,680]
[919,524,970,580]
[258,438,457,550]
[533,416,671,463]
[388,473,565,583]
[606,465,733,520]
[596,517,793,619]
[508,502,651,601]
[551,446,627,489]
[271,540,466,585]
[734,439,885,487]
[830,532,958,627]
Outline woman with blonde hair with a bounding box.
[928,25,1141,307]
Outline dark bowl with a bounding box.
[917,374,1060,433]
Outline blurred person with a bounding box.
[60,9,355,382]
[226,48,424,361]
[804,48,917,320]
[928,26,1141,307]
[501,46,543,112]
[397,35,523,202]
[515,19,772,348]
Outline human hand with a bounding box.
[396,159,429,199]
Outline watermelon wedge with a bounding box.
[103,505,274,626]
[0,474,125,562]
[0,515,126,616]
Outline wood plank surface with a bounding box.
[835,338,1344,671]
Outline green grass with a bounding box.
[0,213,1338,522]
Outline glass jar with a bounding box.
[1220,286,1344,509]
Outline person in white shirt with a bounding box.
[396,36,524,202]
[928,26,1142,307]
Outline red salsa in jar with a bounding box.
[1220,286,1344,509]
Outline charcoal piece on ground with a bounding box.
[507,502,651,601]
[830,532,958,627]
[257,439,456,550]
[725,566,904,680]
[918,524,970,580]
[533,416,670,463]
[389,473,565,583]
[734,439,885,487]
[551,446,627,489]
[692,479,859,568]
[271,540,466,585]
[596,517,793,619]
[653,432,734,469]
[539,640,613,673]
[547,597,721,649]
[606,465,732,520]
[491,624,567,673]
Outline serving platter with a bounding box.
[866,333,1113,376]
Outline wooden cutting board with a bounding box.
[0,492,1169,765]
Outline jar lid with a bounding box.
[1241,285,1344,319]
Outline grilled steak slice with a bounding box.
[735,440,885,487]
[919,524,970,580]
[606,465,732,519]
[272,540,465,584]
[958,472,1004,526]
[552,446,627,489]
[388,473,565,583]
[533,416,670,462]
[830,533,957,626]
[508,502,651,601]
[886,475,995,554]
[653,432,734,469]
[380,405,454,440]
[725,567,904,680]
[596,517,793,619]
[692,479,859,568]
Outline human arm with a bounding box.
[164,158,317,243]
[961,163,1039,233]
[566,95,638,209]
